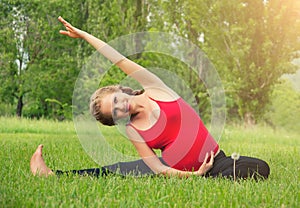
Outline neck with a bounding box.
[130,93,148,114]
[130,93,157,117]
[129,94,160,128]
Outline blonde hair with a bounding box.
[90,85,144,126]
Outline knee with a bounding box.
[257,160,270,179]
[238,158,270,180]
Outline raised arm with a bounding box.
[58,16,176,94]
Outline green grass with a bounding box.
[0,117,299,207]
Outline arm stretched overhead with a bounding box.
[58,16,178,99]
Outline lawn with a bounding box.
[0,117,299,207]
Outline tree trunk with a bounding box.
[244,112,255,128]
[133,0,143,59]
[16,95,23,117]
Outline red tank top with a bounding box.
[129,97,219,171]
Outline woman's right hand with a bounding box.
[58,16,85,39]
[196,151,214,176]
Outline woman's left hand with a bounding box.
[197,151,214,176]
[58,16,85,39]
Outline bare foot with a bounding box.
[30,144,54,177]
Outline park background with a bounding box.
[0,0,299,207]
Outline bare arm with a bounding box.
[131,140,214,178]
[58,16,177,96]
[126,126,214,177]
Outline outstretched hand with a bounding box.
[197,151,214,176]
[58,16,84,38]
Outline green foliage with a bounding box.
[1,0,299,124]
[0,2,18,104]
[0,0,150,119]
[204,0,300,122]
[0,0,84,118]
[264,79,300,133]
[148,0,300,123]
[45,98,73,120]
[0,103,15,116]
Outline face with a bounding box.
[101,91,131,120]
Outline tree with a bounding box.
[0,2,19,114]
[0,0,86,119]
[139,0,214,122]
[164,0,300,125]
[265,78,300,133]
[2,0,299,123]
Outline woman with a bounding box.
[30,16,270,179]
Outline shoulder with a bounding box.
[126,125,144,143]
[144,87,180,102]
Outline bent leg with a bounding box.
[206,150,270,180]
[235,156,270,179]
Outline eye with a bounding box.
[114,96,118,104]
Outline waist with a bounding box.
[214,148,221,158]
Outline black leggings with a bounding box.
[55,150,270,180]
[204,150,270,180]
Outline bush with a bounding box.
[0,103,15,116]
[264,79,300,133]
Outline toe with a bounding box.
[36,144,44,155]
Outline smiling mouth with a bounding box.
[126,103,130,113]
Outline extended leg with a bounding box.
[30,144,54,177]
[54,159,157,178]
[30,144,160,177]
[102,158,160,177]
[55,168,109,177]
